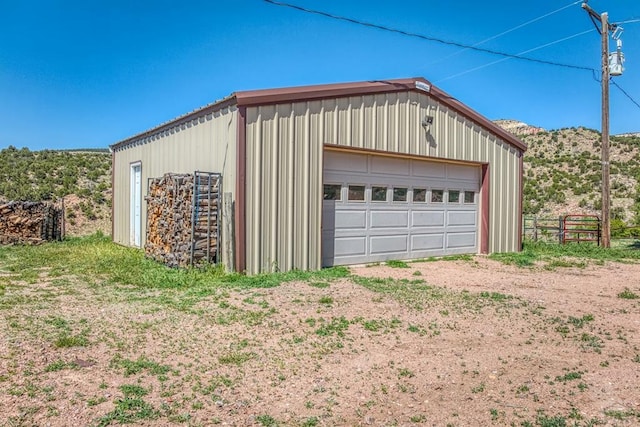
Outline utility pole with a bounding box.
[582,2,615,248]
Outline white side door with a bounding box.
[130,163,142,247]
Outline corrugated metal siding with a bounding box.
[245,91,522,273]
[112,106,238,261]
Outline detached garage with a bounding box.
[111,78,526,274]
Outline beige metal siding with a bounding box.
[244,91,522,273]
[112,106,238,264]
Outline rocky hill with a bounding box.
[495,121,640,234]
[0,146,111,236]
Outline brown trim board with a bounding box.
[235,107,247,273]
[518,154,524,251]
[480,163,490,254]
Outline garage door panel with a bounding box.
[322,152,480,266]
[412,161,446,178]
[370,211,409,228]
[371,156,410,176]
[335,210,366,229]
[447,211,477,226]
[446,232,477,249]
[411,233,445,251]
[412,210,445,227]
[334,236,367,257]
[447,164,479,181]
[325,151,368,173]
[370,235,408,254]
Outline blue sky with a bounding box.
[1,0,639,151]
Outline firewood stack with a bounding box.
[0,201,65,244]
[145,172,220,268]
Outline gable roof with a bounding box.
[111,77,526,152]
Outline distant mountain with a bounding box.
[494,120,640,234]
[494,119,545,136]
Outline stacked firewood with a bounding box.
[145,172,219,268]
[0,201,64,244]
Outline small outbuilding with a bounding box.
[110,78,526,274]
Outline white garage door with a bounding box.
[322,151,480,267]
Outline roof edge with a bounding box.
[234,77,526,152]
[111,77,526,153]
[110,94,238,151]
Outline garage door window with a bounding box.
[348,185,365,201]
[413,188,427,202]
[372,186,388,202]
[464,191,476,204]
[393,187,407,202]
[323,184,342,200]
[431,189,444,203]
[448,190,460,203]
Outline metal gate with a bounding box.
[561,215,601,245]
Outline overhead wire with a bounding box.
[431,0,583,65]
[436,28,596,83]
[612,81,640,110]
[263,0,595,72]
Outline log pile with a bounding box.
[145,172,220,268]
[0,201,65,244]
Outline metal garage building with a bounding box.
[111,78,526,274]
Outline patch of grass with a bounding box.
[479,291,510,301]
[536,412,567,427]
[315,316,350,337]
[398,368,414,378]
[54,333,89,348]
[471,383,485,393]
[386,260,409,268]
[318,296,333,305]
[0,235,350,293]
[604,408,638,420]
[618,288,639,299]
[568,314,594,328]
[301,417,319,427]
[218,352,255,366]
[555,371,582,382]
[410,414,427,422]
[361,317,401,332]
[95,396,159,426]
[255,414,278,426]
[44,359,78,372]
[119,384,149,397]
[308,281,329,289]
[490,240,640,268]
[110,355,171,377]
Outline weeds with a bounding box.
[618,288,639,299]
[110,355,171,378]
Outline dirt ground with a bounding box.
[1,257,639,426]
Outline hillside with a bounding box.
[0,146,111,236]
[495,121,640,234]
[2,125,639,238]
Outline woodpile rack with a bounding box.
[145,171,222,268]
[0,200,65,244]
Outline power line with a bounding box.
[613,18,640,25]
[437,28,596,83]
[611,80,640,110]
[264,0,595,72]
[433,0,583,64]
